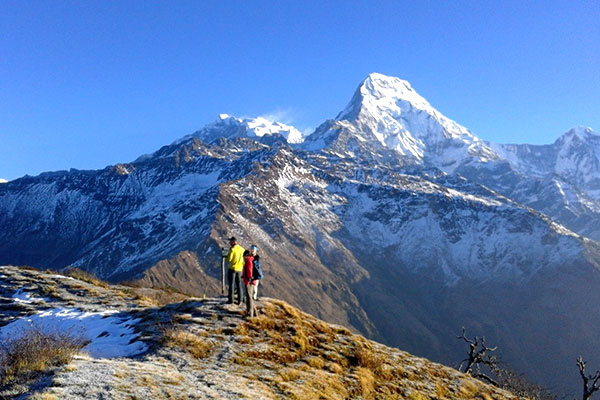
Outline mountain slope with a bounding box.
[0,266,520,400]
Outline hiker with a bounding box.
[226,236,245,304]
[242,249,258,318]
[250,245,263,300]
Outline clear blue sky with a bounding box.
[1,0,598,181]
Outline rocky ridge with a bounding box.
[0,266,519,400]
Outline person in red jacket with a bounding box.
[242,250,257,318]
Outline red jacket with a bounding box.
[242,255,256,285]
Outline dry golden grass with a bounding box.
[113,369,128,379]
[272,368,350,400]
[161,371,185,385]
[172,313,193,323]
[278,368,301,382]
[120,282,190,306]
[406,391,430,400]
[327,362,343,374]
[39,284,60,298]
[0,327,87,385]
[63,267,109,288]
[31,393,59,400]
[224,299,517,400]
[352,340,385,372]
[63,364,78,372]
[160,328,214,359]
[236,335,253,344]
[435,382,452,399]
[345,366,375,399]
[137,374,159,390]
[305,356,325,369]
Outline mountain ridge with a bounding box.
[1,72,600,394]
[0,265,522,400]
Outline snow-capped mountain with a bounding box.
[302,73,600,241]
[174,114,304,146]
[455,126,600,241]
[1,73,600,393]
[303,73,499,170]
[490,127,600,197]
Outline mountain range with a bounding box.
[2,72,599,394]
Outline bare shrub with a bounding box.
[0,326,87,385]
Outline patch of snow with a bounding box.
[0,308,147,358]
[0,179,8,183]
[12,289,47,304]
[46,274,76,280]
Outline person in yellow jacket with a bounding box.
[226,236,245,304]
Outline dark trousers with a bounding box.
[227,269,244,303]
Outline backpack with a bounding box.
[252,257,264,280]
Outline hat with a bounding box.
[229,236,236,242]
[250,245,258,251]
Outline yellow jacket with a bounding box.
[227,244,245,271]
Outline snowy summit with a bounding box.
[179,114,304,145]
[304,72,498,170]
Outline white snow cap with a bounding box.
[332,72,498,169]
[193,114,304,144]
[337,73,428,120]
[554,126,597,145]
[0,179,7,184]
[244,116,304,143]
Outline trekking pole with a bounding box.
[220,247,227,295]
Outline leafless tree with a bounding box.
[456,327,556,399]
[457,326,498,385]
[577,356,600,400]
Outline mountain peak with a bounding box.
[175,114,304,146]
[555,126,597,145]
[336,73,429,121]
[360,72,416,100]
[326,73,497,170]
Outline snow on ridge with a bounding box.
[0,179,8,184]
[173,114,304,146]
[555,126,597,145]
[245,116,304,143]
[0,307,147,359]
[490,126,600,191]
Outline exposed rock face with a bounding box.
[1,73,600,393]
